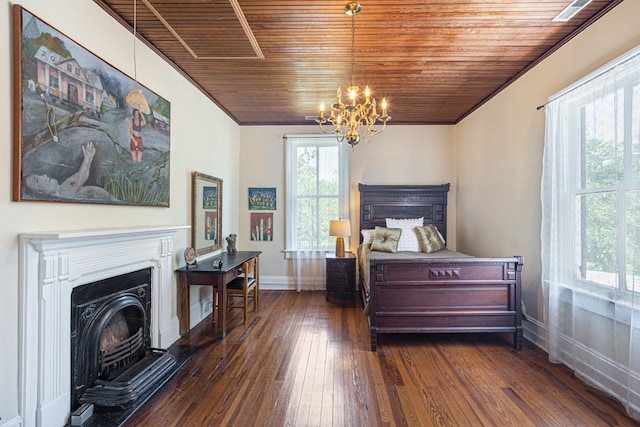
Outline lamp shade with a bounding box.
[329,219,351,257]
[329,219,351,237]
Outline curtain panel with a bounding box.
[541,45,640,421]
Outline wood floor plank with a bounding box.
[122,291,638,427]
[394,344,459,426]
[418,337,497,426]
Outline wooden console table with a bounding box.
[177,250,261,338]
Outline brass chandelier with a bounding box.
[313,2,390,147]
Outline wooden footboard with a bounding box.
[366,256,524,351]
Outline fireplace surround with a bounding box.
[18,226,188,427]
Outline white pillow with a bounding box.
[361,229,376,244]
[385,217,423,251]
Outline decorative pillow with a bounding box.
[370,226,402,253]
[385,217,423,251]
[360,229,376,245]
[415,224,446,253]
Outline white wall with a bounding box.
[455,0,640,343]
[239,125,456,285]
[0,0,240,424]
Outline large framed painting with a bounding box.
[192,172,223,256]
[12,6,171,206]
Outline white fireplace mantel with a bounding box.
[18,225,188,427]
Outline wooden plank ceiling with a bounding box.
[94,0,621,126]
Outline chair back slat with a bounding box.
[243,258,256,275]
[226,256,259,324]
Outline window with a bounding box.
[573,66,640,294]
[285,135,349,252]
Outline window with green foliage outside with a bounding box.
[285,135,349,253]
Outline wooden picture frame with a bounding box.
[192,172,223,256]
[12,6,171,206]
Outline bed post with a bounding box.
[514,255,524,350]
[367,299,377,351]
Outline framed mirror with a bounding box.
[191,172,223,256]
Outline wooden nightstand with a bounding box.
[325,252,356,300]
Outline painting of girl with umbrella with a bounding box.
[126,90,148,162]
[12,6,171,206]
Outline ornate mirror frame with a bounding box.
[191,171,223,256]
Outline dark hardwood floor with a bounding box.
[124,291,637,426]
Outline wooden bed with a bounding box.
[358,183,524,351]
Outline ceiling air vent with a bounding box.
[552,0,594,22]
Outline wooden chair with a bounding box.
[226,257,259,324]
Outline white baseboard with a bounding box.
[0,415,22,427]
[259,275,325,291]
[189,295,214,328]
[522,316,548,351]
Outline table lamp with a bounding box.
[329,219,351,257]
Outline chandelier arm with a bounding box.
[368,121,388,136]
[366,115,380,128]
[317,122,334,135]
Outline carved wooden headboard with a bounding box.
[358,183,450,242]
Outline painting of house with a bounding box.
[151,109,170,133]
[33,45,103,114]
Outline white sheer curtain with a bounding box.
[284,135,350,291]
[541,45,640,421]
[288,250,326,292]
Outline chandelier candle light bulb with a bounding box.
[312,2,391,147]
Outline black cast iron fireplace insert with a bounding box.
[70,268,176,414]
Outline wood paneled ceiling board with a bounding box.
[95,0,622,125]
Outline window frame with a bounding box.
[284,135,350,254]
[570,75,640,297]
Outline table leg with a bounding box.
[178,273,190,336]
[218,282,227,338]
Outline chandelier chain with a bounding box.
[351,12,355,88]
[133,0,137,82]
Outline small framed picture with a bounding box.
[248,187,276,210]
[250,212,273,241]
